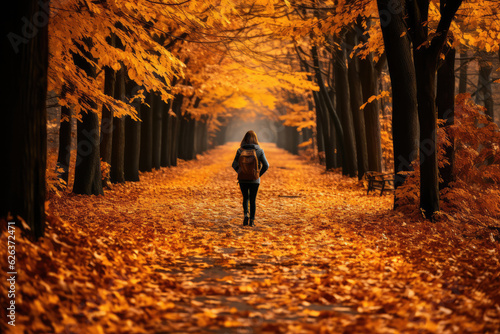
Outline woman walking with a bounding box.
[232,130,269,227]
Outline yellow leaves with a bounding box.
[302,309,321,317]
[48,0,188,122]
[100,160,111,182]
[360,91,390,110]
[32,299,46,315]
[223,95,249,109]
[224,319,244,327]
[455,6,500,52]
[298,138,313,148]
[189,46,317,118]
[404,288,415,298]
[337,264,349,272]
[128,67,137,82]
[239,285,256,293]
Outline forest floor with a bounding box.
[2,143,500,333]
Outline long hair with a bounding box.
[240,130,259,147]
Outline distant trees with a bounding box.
[285,3,384,180]
[45,0,315,201]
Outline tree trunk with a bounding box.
[377,0,419,199]
[72,38,103,196]
[196,117,207,156]
[124,116,141,181]
[333,34,357,177]
[110,68,125,183]
[313,91,336,169]
[57,105,72,186]
[276,121,284,149]
[1,0,49,239]
[186,117,196,159]
[178,115,191,160]
[201,115,209,153]
[409,0,463,218]
[179,115,187,158]
[139,93,153,172]
[74,106,103,195]
[124,80,141,181]
[314,100,325,157]
[160,100,172,167]
[152,94,163,169]
[189,97,202,158]
[478,57,494,122]
[311,46,345,170]
[359,54,383,173]
[286,126,299,154]
[414,50,440,217]
[100,65,116,187]
[316,116,325,162]
[196,116,204,154]
[193,120,200,157]
[171,94,184,166]
[347,31,368,180]
[458,50,468,94]
[301,62,325,163]
[214,117,227,147]
[437,46,456,190]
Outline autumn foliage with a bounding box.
[2,0,500,332]
[396,94,500,222]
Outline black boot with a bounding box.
[243,216,249,226]
[249,218,255,227]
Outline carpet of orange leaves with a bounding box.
[1,143,499,333]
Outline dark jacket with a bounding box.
[232,144,269,184]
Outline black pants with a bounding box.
[239,183,260,219]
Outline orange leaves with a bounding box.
[100,160,111,181]
[359,90,390,110]
[4,143,500,332]
[49,0,187,118]
[279,101,316,130]
[453,1,500,53]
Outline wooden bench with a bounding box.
[365,171,395,196]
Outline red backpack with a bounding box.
[238,149,260,181]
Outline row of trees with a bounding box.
[51,1,319,195]
[51,0,240,197]
[238,0,499,219]
[2,0,499,239]
[3,0,317,239]
[59,74,211,195]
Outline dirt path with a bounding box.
[42,143,500,333]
